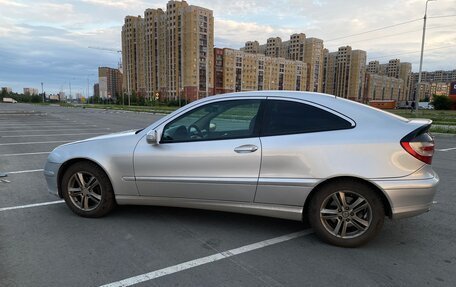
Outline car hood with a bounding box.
[59,129,139,147]
[46,129,142,165]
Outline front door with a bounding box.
[134,98,263,202]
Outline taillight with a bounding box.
[401,129,434,164]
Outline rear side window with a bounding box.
[261,100,353,136]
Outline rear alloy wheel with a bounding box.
[309,181,384,247]
[61,162,115,217]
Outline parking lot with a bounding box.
[1,103,455,287]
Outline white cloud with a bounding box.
[0,0,28,7]
[0,0,455,93]
[81,0,152,9]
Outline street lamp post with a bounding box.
[416,0,436,112]
[41,82,44,103]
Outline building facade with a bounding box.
[93,83,100,98]
[121,0,214,102]
[98,67,123,99]
[429,82,450,97]
[1,87,12,94]
[367,59,412,102]
[23,88,39,96]
[323,46,366,101]
[413,69,456,83]
[411,70,456,100]
[364,73,404,103]
[219,48,308,94]
[242,34,324,92]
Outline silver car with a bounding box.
[44,91,439,247]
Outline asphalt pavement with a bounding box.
[1,103,455,287]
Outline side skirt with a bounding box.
[115,195,303,221]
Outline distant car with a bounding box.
[44,91,439,247]
[419,102,434,110]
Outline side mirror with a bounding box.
[209,122,217,132]
[146,130,160,145]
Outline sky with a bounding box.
[0,0,455,96]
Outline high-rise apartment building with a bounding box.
[219,48,308,94]
[243,41,260,54]
[1,87,12,94]
[98,67,123,99]
[364,74,404,103]
[242,34,324,92]
[265,37,283,58]
[93,83,100,98]
[121,0,214,102]
[367,59,412,101]
[410,69,456,100]
[23,88,39,96]
[323,46,366,101]
[304,38,324,92]
[413,69,456,83]
[122,15,145,94]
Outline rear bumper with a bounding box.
[374,172,439,219]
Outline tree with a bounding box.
[130,90,137,105]
[0,89,7,100]
[431,95,452,110]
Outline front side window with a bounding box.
[262,100,353,136]
[161,99,261,143]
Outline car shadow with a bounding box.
[111,204,309,232]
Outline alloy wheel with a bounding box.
[67,171,102,211]
[319,191,372,239]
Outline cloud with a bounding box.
[0,0,28,7]
[81,0,155,9]
[0,0,455,94]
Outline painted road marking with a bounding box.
[436,147,456,152]
[0,140,70,146]
[0,152,50,157]
[1,132,104,138]
[7,169,44,174]
[2,123,98,128]
[0,128,111,133]
[0,200,64,212]
[100,230,313,287]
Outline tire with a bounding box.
[61,161,116,217]
[308,180,384,247]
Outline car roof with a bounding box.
[146,91,410,134]
[193,91,409,125]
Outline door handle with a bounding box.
[234,144,258,153]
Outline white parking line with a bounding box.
[0,152,50,157]
[436,147,456,152]
[0,126,96,130]
[1,132,104,138]
[7,169,44,174]
[0,122,59,125]
[0,200,64,212]
[0,123,93,127]
[0,128,111,133]
[100,230,312,287]
[0,140,70,146]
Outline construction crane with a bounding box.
[88,46,122,70]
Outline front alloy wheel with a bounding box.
[67,171,102,212]
[61,162,115,217]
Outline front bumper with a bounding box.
[44,161,62,197]
[374,172,439,219]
